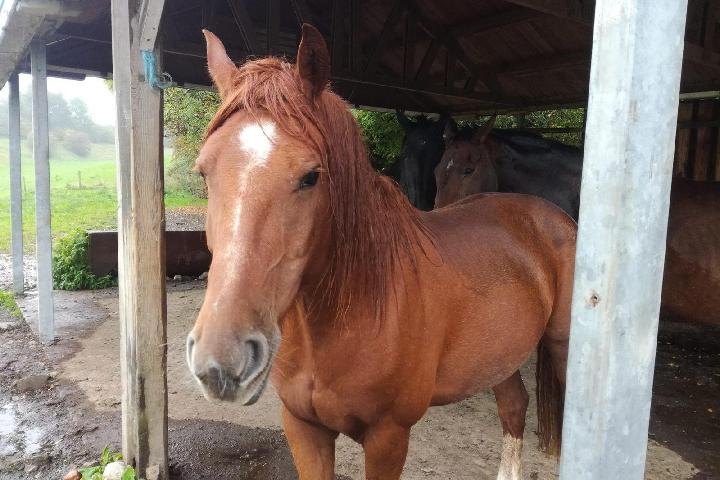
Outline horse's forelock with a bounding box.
[204,56,429,324]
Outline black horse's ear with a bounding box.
[203,29,237,98]
[443,117,458,143]
[296,24,330,100]
[473,114,496,144]
[437,112,450,132]
[396,110,413,130]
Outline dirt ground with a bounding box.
[0,282,717,479]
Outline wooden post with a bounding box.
[31,41,54,343]
[111,0,168,478]
[559,0,689,478]
[8,72,23,295]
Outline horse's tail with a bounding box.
[536,340,565,457]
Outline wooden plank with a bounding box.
[289,0,313,24]
[413,36,441,84]
[8,73,23,295]
[559,0,689,478]
[350,0,362,73]
[137,0,167,51]
[331,0,347,73]
[363,0,406,77]
[30,41,54,344]
[693,100,715,180]
[674,101,694,177]
[267,0,280,54]
[402,9,416,84]
[449,6,542,37]
[227,0,260,54]
[111,0,168,478]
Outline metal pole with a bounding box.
[31,40,55,343]
[559,1,689,478]
[8,73,23,295]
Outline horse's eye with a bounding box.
[299,171,320,189]
[462,167,475,176]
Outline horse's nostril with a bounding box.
[240,336,268,385]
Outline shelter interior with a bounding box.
[4,0,720,114]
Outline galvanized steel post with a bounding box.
[559,1,689,478]
[31,40,54,343]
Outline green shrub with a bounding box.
[52,229,115,290]
[0,291,22,318]
[63,130,92,157]
[352,110,404,170]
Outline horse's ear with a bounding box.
[396,110,413,130]
[473,114,497,144]
[443,117,458,143]
[296,24,331,100]
[437,112,450,130]
[203,30,237,98]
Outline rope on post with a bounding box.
[141,50,175,89]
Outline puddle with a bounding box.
[0,404,45,458]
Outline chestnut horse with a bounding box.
[434,119,720,325]
[187,25,576,479]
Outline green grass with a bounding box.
[0,137,206,253]
[0,290,22,318]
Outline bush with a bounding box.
[352,110,404,170]
[164,88,220,198]
[52,229,115,290]
[63,130,92,157]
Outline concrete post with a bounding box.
[31,40,54,343]
[8,72,23,295]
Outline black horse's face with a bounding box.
[392,113,447,211]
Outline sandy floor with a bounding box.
[51,283,705,479]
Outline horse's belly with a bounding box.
[429,294,548,406]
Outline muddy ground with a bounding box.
[0,282,717,479]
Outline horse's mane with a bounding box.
[205,57,429,322]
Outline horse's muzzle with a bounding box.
[186,332,273,405]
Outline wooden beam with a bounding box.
[500,0,593,23]
[111,0,168,478]
[497,50,589,76]
[402,8,416,84]
[267,0,280,54]
[363,0,406,77]
[30,41,54,344]
[448,6,542,37]
[331,0,347,73]
[333,74,521,106]
[350,0,362,73]
[227,0,261,54]
[137,0,167,51]
[503,0,719,70]
[413,36,442,84]
[8,73,23,295]
[290,0,313,25]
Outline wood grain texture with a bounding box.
[111,0,168,478]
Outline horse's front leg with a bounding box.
[362,418,411,480]
[282,406,338,480]
[493,371,529,480]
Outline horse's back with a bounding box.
[663,179,720,324]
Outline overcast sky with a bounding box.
[12,73,117,126]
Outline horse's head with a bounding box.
[392,111,448,210]
[187,25,335,404]
[434,116,498,208]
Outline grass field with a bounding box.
[0,137,206,253]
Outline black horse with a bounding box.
[383,111,448,211]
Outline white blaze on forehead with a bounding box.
[238,121,276,166]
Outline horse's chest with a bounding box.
[275,372,368,440]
